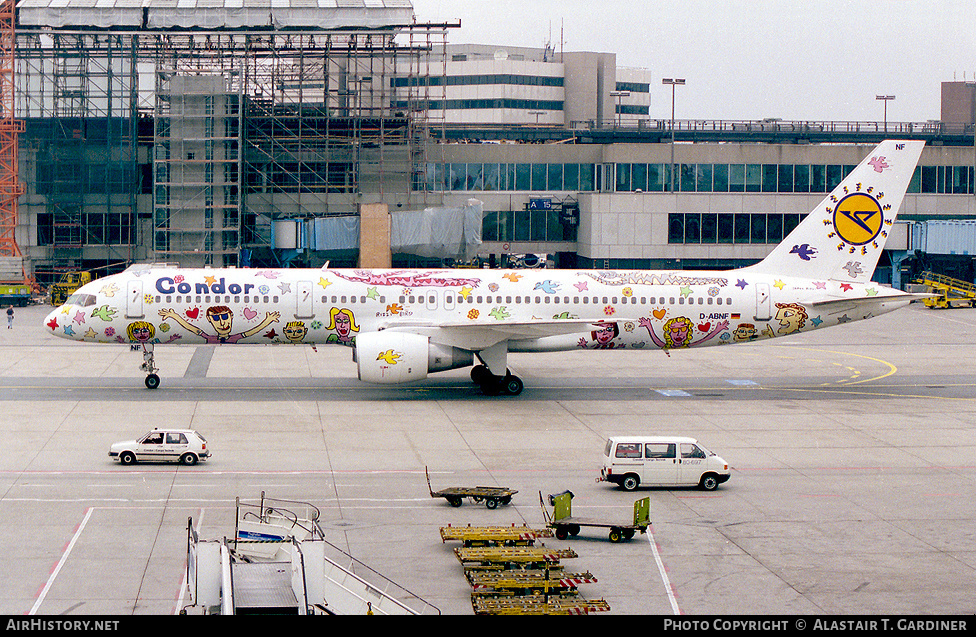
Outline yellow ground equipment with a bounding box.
[471,595,610,616]
[454,546,577,572]
[439,524,553,547]
[50,271,91,306]
[541,490,650,543]
[912,271,976,309]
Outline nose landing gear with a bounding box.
[140,344,160,389]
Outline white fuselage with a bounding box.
[45,265,911,353]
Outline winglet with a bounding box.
[746,140,925,283]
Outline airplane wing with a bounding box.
[379,318,612,350]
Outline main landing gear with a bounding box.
[140,343,160,389]
[470,364,524,396]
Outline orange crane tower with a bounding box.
[0,0,24,265]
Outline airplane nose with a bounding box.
[44,307,65,334]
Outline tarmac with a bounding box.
[1,301,975,616]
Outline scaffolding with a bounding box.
[15,2,451,276]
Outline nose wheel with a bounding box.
[139,344,160,389]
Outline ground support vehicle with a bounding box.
[426,466,517,508]
[440,524,553,547]
[912,270,976,308]
[471,595,610,616]
[0,283,30,306]
[541,491,650,543]
[50,271,91,306]
[454,546,577,573]
[600,435,731,491]
[467,569,597,595]
[109,428,210,466]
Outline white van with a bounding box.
[599,436,730,491]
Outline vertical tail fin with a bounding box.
[746,140,925,282]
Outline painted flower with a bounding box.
[622,287,633,297]
[603,305,615,316]
[467,309,479,320]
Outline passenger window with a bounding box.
[615,443,642,459]
[645,443,676,459]
[166,433,187,445]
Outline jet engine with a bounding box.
[355,331,473,384]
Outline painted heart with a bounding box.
[185,308,199,319]
[652,308,667,320]
[243,308,258,320]
[698,322,711,332]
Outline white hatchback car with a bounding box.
[109,428,210,466]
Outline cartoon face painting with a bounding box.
[578,321,621,349]
[732,323,758,342]
[283,320,308,344]
[126,320,156,344]
[326,307,359,345]
[774,302,808,335]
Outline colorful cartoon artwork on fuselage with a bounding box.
[639,315,729,350]
[774,302,808,335]
[578,321,622,349]
[158,305,280,343]
[282,320,308,344]
[325,307,358,346]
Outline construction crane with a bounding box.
[0,0,27,286]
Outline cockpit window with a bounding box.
[65,294,96,307]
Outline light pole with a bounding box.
[610,90,630,127]
[662,78,685,191]
[876,94,894,132]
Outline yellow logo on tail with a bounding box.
[376,349,402,365]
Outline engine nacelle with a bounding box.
[355,331,473,384]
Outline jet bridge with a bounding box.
[182,493,439,616]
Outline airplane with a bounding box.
[44,139,927,395]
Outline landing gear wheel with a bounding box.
[145,374,160,390]
[470,365,490,385]
[502,374,523,396]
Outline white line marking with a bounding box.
[647,527,681,615]
[30,507,94,615]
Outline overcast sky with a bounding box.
[410,0,976,123]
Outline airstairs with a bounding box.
[182,492,439,615]
[911,270,976,309]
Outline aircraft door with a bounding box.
[755,283,772,321]
[126,280,144,318]
[296,281,314,318]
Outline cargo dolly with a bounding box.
[467,569,598,595]
[426,466,517,509]
[440,523,553,547]
[541,490,650,543]
[454,546,577,572]
[471,595,610,616]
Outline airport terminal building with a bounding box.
[7,0,976,287]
